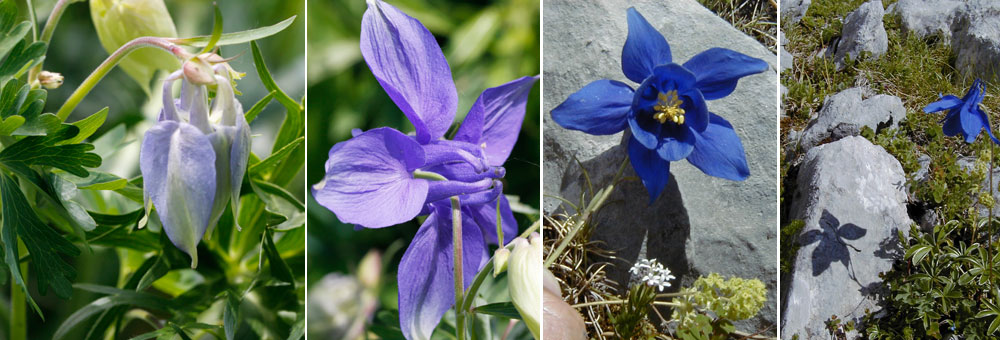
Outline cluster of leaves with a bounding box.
[0,1,306,339]
[782,0,1000,338]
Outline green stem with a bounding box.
[544,156,630,268]
[29,0,79,83]
[10,241,27,340]
[990,141,994,289]
[413,170,448,181]
[451,197,466,340]
[55,36,187,121]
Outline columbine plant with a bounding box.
[139,57,250,268]
[311,0,537,339]
[550,7,766,202]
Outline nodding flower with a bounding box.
[139,59,251,268]
[924,78,999,145]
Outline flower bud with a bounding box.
[38,71,63,89]
[357,250,381,290]
[139,66,250,267]
[508,233,541,339]
[90,0,180,88]
[493,247,510,277]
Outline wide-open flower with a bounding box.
[923,78,999,144]
[311,1,537,339]
[140,62,251,268]
[550,7,767,202]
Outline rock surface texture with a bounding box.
[543,0,777,332]
[782,136,912,339]
[951,0,1000,82]
[830,0,888,67]
[782,0,811,24]
[890,0,964,42]
[794,87,906,152]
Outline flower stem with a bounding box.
[544,156,630,268]
[450,196,466,340]
[10,241,27,340]
[55,36,186,121]
[990,141,994,289]
[28,0,80,84]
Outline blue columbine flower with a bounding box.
[310,0,537,339]
[923,78,999,144]
[550,7,767,203]
[140,61,251,268]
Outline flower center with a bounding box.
[652,90,685,125]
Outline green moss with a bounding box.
[780,220,805,274]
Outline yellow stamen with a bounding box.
[653,90,685,124]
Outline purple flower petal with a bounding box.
[312,127,429,228]
[686,113,750,181]
[923,94,962,113]
[628,134,672,204]
[464,195,517,246]
[550,79,634,136]
[454,75,538,166]
[361,0,457,144]
[398,204,487,340]
[682,47,768,100]
[622,7,672,83]
[140,120,217,267]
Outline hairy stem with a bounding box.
[56,36,186,121]
[451,196,466,340]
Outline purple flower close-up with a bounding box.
[550,7,768,203]
[310,0,538,339]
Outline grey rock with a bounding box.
[890,0,964,42]
[782,136,911,339]
[543,0,777,333]
[780,31,793,72]
[951,0,1000,82]
[794,87,906,152]
[829,0,888,67]
[782,0,812,24]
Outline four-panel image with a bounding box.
[0,0,992,339]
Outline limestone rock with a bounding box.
[890,0,964,42]
[543,0,777,332]
[782,0,811,24]
[829,0,888,67]
[794,87,906,152]
[951,0,1000,82]
[782,136,911,339]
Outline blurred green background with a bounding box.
[0,1,304,338]
[305,0,540,333]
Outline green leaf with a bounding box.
[200,4,224,54]
[251,40,301,113]
[0,124,101,177]
[473,302,521,320]
[0,39,45,79]
[174,16,296,48]
[990,316,1000,334]
[907,245,933,265]
[1,173,80,315]
[53,284,175,340]
[224,291,240,340]
[262,229,294,283]
[62,170,127,191]
[250,179,304,231]
[245,91,274,123]
[59,107,108,145]
[249,136,304,177]
[49,173,97,232]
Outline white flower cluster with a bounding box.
[628,258,676,291]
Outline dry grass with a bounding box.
[698,0,778,53]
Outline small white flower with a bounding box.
[628,258,675,291]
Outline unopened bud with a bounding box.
[90,0,180,88]
[38,71,63,89]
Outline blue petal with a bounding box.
[464,195,518,246]
[622,7,672,83]
[550,79,634,135]
[656,125,696,162]
[398,204,487,340]
[627,112,661,150]
[140,120,217,267]
[454,75,538,166]
[686,113,750,181]
[959,96,986,143]
[361,0,457,144]
[312,127,430,228]
[628,135,672,204]
[923,94,963,113]
[682,47,768,100]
